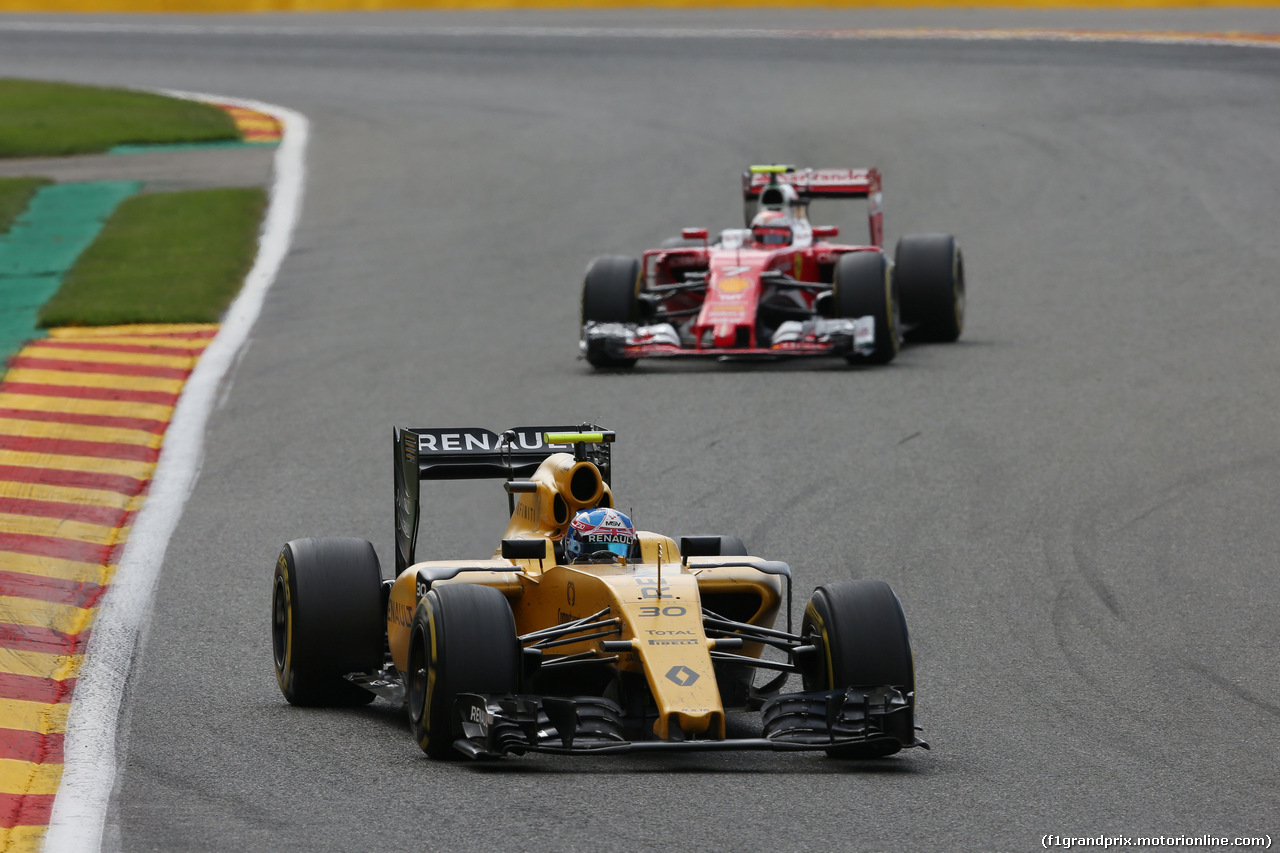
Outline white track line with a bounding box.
[43,93,307,853]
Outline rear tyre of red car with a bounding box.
[895,233,964,343]
[801,579,916,757]
[581,255,641,370]
[407,583,521,760]
[833,251,898,365]
[272,537,383,707]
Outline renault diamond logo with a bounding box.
[665,665,700,687]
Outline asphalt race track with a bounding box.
[3,9,1279,850]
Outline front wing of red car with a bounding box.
[581,317,876,362]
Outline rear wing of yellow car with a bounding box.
[392,425,614,572]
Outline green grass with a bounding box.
[39,188,266,327]
[0,176,51,233]
[0,79,239,158]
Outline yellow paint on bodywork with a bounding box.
[612,570,723,739]
[499,452,610,551]
[385,453,786,743]
[386,562,521,672]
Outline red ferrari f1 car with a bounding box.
[580,165,964,368]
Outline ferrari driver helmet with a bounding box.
[751,210,793,247]
[564,507,638,563]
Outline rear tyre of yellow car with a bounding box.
[272,537,383,707]
[581,255,641,370]
[801,579,916,757]
[407,584,521,760]
[833,251,898,365]
[895,233,964,343]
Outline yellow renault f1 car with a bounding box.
[271,426,927,760]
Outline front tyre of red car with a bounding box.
[895,233,964,343]
[802,579,916,757]
[833,251,899,365]
[581,255,641,370]
[272,537,383,707]
[407,584,521,760]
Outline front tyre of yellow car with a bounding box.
[801,579,916,757]
[271,537,383,707]
[407,584,521,760]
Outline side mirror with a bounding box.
[501,538,550,562]
[812,225,839,239]
[679,536,722,564]
[681,227,709,241]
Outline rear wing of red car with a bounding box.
[741,165,884,246]
[392,425,613,571]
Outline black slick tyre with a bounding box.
[802,579,916,757]
[581,255,641,369]
[833,251,898,365]
[895,233,964,343]
[407,584,520,760]
[272,537,383,707]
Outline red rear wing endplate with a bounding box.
[741,167,881,200]
[741,166,883,247]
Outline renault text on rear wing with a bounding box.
[392,425,612,571]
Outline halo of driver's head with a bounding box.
[564,507,638,563]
